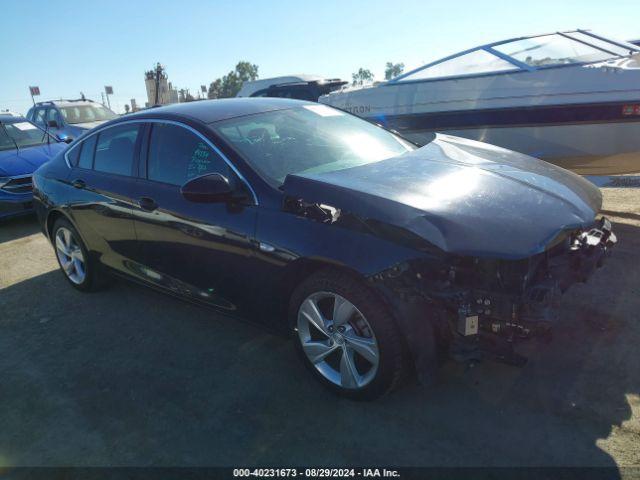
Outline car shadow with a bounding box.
[601,209,640,222]
[0,222,637,471]
[0,215,40,244]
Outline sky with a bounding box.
[2,0,639,115]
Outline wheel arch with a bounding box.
[277,258,369,322]
[45,209,82,245]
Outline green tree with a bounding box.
[208,78,223,99]
[179,89,196,102]
[351,68,374,86]
[208,61,259,99]
[384,62,404,80]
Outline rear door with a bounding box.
[65,123,141,274]
[128,121,258,314]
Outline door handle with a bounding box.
[139,197,158,212]
[72,179,85,189]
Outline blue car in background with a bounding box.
[0,115,67,220]
[26,99,118,142]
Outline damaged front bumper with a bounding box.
[371,217,617,375]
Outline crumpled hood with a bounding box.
[283,134,602,259]
[0,142,67,177]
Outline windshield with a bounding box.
[60,104,118,124]
[212,105,415,186]
[493,33,625,67]
[0,120,53,151]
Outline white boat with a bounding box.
[319,31,640,175]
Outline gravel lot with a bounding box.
[0,188,638,469]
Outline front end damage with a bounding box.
[369,217,617,375]
[281,139,615,382]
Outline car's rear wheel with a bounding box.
[290,269,405,400]
[53,218,105,292]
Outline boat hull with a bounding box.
[320,57,640,175]
[402,121,640,175]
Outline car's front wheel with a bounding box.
[52,217,105,292]
[290,269,405,400]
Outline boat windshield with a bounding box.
[493,33,633,67]
[396,31,638,83]
[398,49,518,81]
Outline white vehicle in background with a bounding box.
[320,30,640,175]
[237,75,347,101]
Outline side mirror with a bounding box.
[47,120,59,128]
[180,173,233,203]
[58,135,74,144]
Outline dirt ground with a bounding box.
[0,188,638,471]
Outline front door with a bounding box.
[129,121,258,315]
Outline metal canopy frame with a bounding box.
[390,30,639,84]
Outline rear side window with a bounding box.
[77,135,97,169]
[66,144,81,166]
[94,124,140,176]
[147,123,229,186]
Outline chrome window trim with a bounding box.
[64,118,259,205]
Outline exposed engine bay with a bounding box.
[372,217,617,367]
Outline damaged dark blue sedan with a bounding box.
[32,98,616,400]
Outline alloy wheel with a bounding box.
[297,291,379,389]
[55,227,86,285]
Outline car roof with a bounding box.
[124,97,315,124]
[35,99,97,108]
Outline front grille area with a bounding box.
[1,176,33,194]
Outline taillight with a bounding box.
[622,104,640,116]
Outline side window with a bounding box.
[67,144,81,166]
[46,108,61,125]
[34,108,46,125]
[94,124,140,176]
[147,123,230,186]
[77,135,97,169]
[251,89,270,98]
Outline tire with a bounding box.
[52,217,107,292]
[289,269,405,400]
